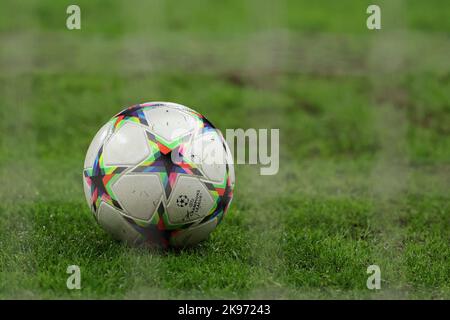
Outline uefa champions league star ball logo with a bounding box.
[176,195,189,208]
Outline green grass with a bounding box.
[0,0,449,299]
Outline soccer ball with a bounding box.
[83,102,235,248]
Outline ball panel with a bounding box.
[143,106,198,142]
[166,176,215,224]
[185,131,228,183]
[84,121,112,169]
[112,174,163,222]
[103,122,150,166]
[170,217,218,247]
[141,101,196,114]
[97,201,142,245]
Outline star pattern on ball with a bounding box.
[124,203,172,248]
[124,202,197,248]
[133,131,204,199]
[112,104,149,129]
[84,146,127,212]
[203,163,234,224]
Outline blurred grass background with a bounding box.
[0,0,449,298]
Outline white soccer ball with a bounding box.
[83,102,235,248]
